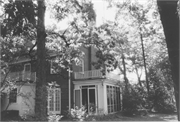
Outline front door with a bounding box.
[74,85,97,113]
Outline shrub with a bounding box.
[67,106,88,121]
[122,86,147,116]
[1,110,22,121]
[148,61,177,114]
[48,112,63,122]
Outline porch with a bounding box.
[73,79,122,115]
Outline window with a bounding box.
[9,88,17,103]
[76,59,84,73]
[80,59,84,73]
[50,59,62,74]
[74,85,97,113]
[24,63,31,80]
[48,88,61,114]
[107,85,121,113]
[24,63,31,72]
[74,89,81,108]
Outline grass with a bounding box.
[83,112,178,121]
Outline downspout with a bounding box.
[68,64,71,112]
[88,46,92,70]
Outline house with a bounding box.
[1,46,123,117]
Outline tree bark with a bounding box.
[35,0,47,120]
[139,31,149,98]
[157,1,179,120]
[122,54,129,89]
[135,67,142,87]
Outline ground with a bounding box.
[82,112,178,121]
[111,113,178,121]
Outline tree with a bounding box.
[148,57,176,113]
[157,0,179,120]
[1,0,47,120]
[35,0,47,120]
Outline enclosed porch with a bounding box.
[73,79,123,115]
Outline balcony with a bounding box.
[74,69,120,80]
[74,70,103,79]
[2,71,36,82]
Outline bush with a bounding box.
[67,106,88,121]
[122,86,147,116]
[148,61,177,114]
[48,112,63,122]
[1,110,22,121]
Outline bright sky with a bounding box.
[45,0,151,28]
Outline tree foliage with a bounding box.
[1,0,178,119]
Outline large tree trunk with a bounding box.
[157,1,179,120]
[35,0,47,120]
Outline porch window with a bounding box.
[107,85,121,113]
[48,88,61,114]
[9,88,17,103]
[74,85,97,113]
[74,89,81,108]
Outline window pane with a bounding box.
[116,87,119,111]
[25,64,31,72]
[108,106,111,113]
[55,89,60,111]
[9,88,17,103]
[117,88,120,111]
[119,87,122,110]
[107,86,110,105]
[49,90,54,111]
[82,89,88,110]
[89,89,96,112]
[75,90,81,108]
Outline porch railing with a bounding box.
[74,69,120,80]
[2,71,36,82]
[74,70,103,79]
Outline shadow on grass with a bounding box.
[60,112,178,121]
[112,112,178,121]
[85,112,178,121]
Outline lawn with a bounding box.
[82,112,178,121]
[111,113,177,121]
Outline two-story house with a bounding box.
[1,46,122,117]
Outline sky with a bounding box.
[45,0,153,28]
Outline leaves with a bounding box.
[2,0,37,37]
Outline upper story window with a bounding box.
[24,63,31,72]
[50,59,61,74]
[77,59,84,73]
[9,88,17,103]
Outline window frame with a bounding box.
[106,85,121,113]
[78,59,84,73]
[48,87,61,114]
[24,63,31,72]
